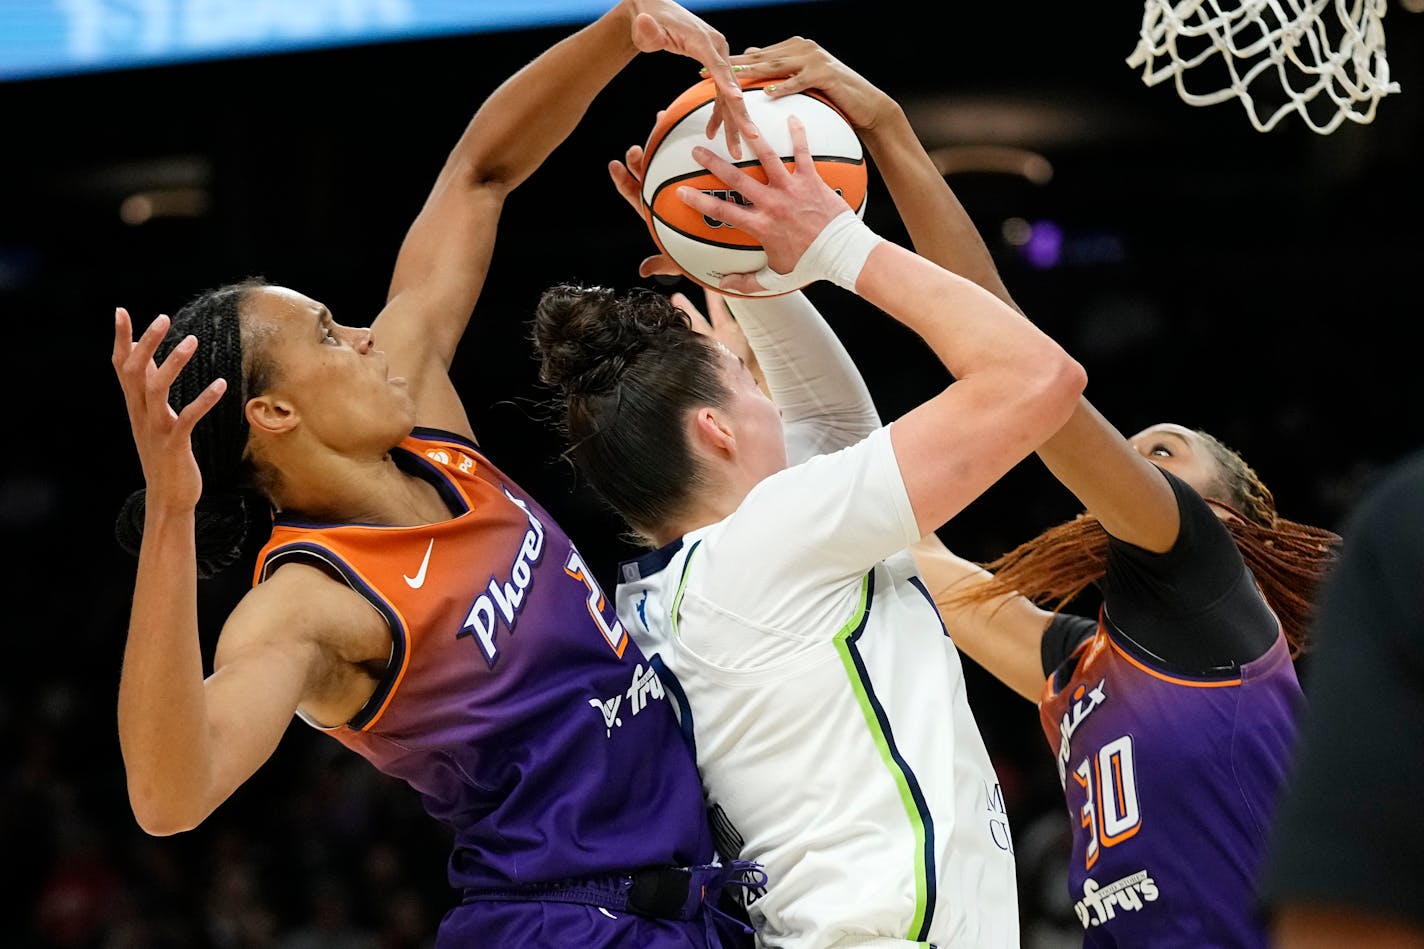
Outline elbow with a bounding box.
[128,783,207,837]
[131,806,202,838]
[1026,349,1087,434]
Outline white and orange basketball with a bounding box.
[640,76,868,299]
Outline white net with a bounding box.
[1126,0,1401,134]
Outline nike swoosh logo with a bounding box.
[403,538,434,589]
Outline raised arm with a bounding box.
[373,0,749,438]
[609,134,880,464]
[721,290,881,461]
[111,311,375,833]
[732,39,1179,552]
[683,113,1086,538]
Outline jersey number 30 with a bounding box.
[1073,734,1142,869]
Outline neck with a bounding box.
[272,452,446,526]
[648,485,750,549]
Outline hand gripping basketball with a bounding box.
[746,208,881,294]
[678,114,882,296]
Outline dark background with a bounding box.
[3,2,1421,947]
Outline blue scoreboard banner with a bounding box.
[1,0,800,82]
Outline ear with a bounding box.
[689,406,735,460]
[245,394,299,435]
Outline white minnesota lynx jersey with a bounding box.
[616,426,1019,949]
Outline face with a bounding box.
[713,341,786,483]
[243,286,414,452]
[1127,422,1227,501]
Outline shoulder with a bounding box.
[740,426,902,520]
[1107,468,1242,577]
[222,561,389,666]
[713,428,915,588]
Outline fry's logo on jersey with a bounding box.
[457,489,544,667]
[1073,870,1159,929]
[1056,678,1107,784]
[588,663,666,738]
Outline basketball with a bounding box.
[639,76,868,299]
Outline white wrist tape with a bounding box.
[752,209,884,294]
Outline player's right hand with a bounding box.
[725,36,894,132]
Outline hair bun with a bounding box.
[533,284,686,397]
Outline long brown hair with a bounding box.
[531,284,728,546]
[946,431,1340,656]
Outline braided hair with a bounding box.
[114,277,273,578]
[531,284,728,545]
[943,429,1340,656]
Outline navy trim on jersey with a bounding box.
[389,443,471,516]
[649,653,696,759]
[409,425,479,452]
[843,570,938,941]
[1103,606,1251,682]
[618,537,686,585]
[259,541,408,731]
[908,575,951,639]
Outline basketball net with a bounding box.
[1126,0,1401,134]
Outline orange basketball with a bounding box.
[639,76,868,299]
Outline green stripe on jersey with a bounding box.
[834,573,931,940]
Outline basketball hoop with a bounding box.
[1126,0,1401,134]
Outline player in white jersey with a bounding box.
[613,293,1020,947]
[530,54,1087,948]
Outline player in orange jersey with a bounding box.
[108,4,767,947]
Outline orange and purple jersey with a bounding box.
[252,428,714,893]
[1038,471,1304,947]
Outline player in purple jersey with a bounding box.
[900,164,1342,949]
[108,3,765,946]
[916,428,1339,947]
[716,38,1341,949]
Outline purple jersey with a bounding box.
[1040,611,1302,946]
[253,430,715,900]
[1035,469,1309,947]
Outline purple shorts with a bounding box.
[436,900,755,948]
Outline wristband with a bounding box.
[752,209,884,294]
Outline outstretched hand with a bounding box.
[721,37,894,132]
[112,307,225,513]
[628,1,756,158]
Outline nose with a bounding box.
[354,328,375,354]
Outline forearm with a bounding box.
[856,240,1084,534]
[859,107,1018,311]
[853,240,1072,386]
[909,535,1049,702]
[724,291,881,461]
[862,106,1173,546]
[449,2,641,192]
[380,2,646,399]
[116,507,216,834]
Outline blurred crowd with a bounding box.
[5,672,450,949]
